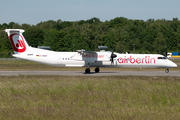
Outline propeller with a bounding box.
[110,50,117,65]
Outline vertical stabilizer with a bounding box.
[5,29,29,54]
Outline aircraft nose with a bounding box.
[171,62,177,68]
[174,63,177,67]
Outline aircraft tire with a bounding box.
[95,67,100,73]
[165,69,169,73]
[85,68,90,73]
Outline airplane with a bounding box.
[4,29,177,73]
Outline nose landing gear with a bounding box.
[165,68,169,73]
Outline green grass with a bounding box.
[0,75,180,119]
[0,59,180,71]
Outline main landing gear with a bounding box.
[165,68,169,73]
[85,67,100,73]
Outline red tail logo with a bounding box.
[9,33,26,52]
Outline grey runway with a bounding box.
[0,71,180,77]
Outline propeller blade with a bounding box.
[110,50,117,65]
[165,47,167,57]
[111,58,114,65]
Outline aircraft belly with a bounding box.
[66,61,84,66]
[102,61,111,66]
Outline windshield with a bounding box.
[157,57,167,59]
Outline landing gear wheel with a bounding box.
[95,67,100,73]
[85,68,90,73]
[165,69,169,73]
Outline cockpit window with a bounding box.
[158,57,167,59]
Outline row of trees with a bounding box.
[0,17,180,57]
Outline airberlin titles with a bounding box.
[118,56,155,64]
[82,54,156,64]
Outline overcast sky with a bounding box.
[1,0,179,25]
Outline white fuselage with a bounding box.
[13,47,177,69]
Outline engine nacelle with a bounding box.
[97,46,108,51]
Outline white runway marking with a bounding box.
[0,71,180,77]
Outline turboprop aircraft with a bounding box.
[4,29,177,73]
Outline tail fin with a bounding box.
[5,29,29,54]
